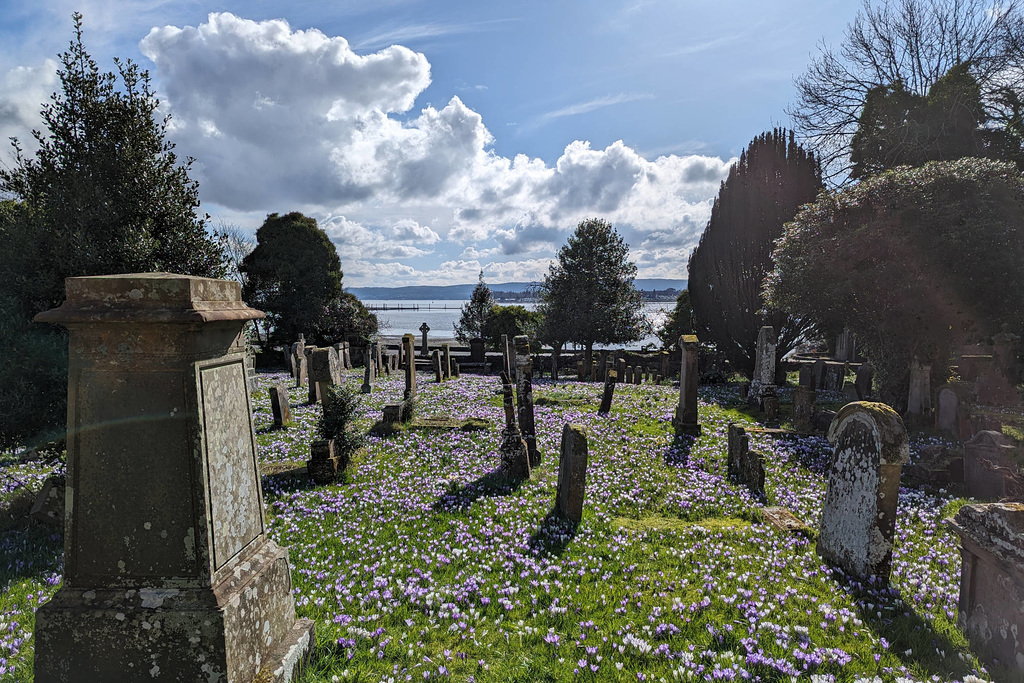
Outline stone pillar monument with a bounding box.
[402,333,417,400]
[32,273,313,683]
[749,326,777,408]
[672,335,700,436]
[513,335,539,467]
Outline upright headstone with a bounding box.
[624,366,633,384]
[749,326,777,407]
[432,349,443,383]
[598,370,618,414]
[798,364,814,389]
[32,273,313,683]
[361,345,375,394]
[402,333,417,400]
[616,356,626,379]
[442,344,452,380]
[936,384,971,440]
[812,359,826,393]
[590,360,598,382]
[269,384,293,429]
[452,361,460,378]
[513,335,539,467]
[855,362,873,400]
[555,424,589,525]
[294,352,308,389]
[673,335,700,436]
[598,352,609,382]
[660,351,670,381]
[499,373,530,479]
[374,341,384,377]
[342,340,352,369]
[818,402,909,583]
[793,386,817,434]
[576,360,584,380]
[309,347,342,393]
[835,328,856,361]
[550,353,559,381]
[470,338,485,363]
[947,502,1024,678]
[502,334,512,378]
[907,358,932,420]
[419,323,430,356]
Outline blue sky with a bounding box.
[0,0,853,286]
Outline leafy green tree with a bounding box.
[312,292,378,347]
[539,218,648,365]
[482,304,542,350]
[656,289,696,350]
[687,130,821,378]
[0,15,226,449]
[765,158,1024,408]
[850,63,1022,178]
[790,0,1024,180]
[454,271,493,343]
[240,212,343,344]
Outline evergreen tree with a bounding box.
[453,271,494,343]
[240,212,343,344]
[540,218,649,365]
[656,289,696,350]
[0,14,226,449]
[687,129,822,378]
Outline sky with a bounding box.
[0,0,854,287]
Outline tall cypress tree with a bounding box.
[687,129,822,377]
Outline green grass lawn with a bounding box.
[0,369,992,682]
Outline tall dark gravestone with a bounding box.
[33,273,313,683]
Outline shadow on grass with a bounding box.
[431,469,525,514]
[0,490,63,586]
[260,461,320,496]
[663,435,696,467]
[833,569,978,680]
[528,508,577,556]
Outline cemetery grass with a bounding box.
[0,372,992,682]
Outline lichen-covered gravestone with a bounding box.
[749,326,776,408]
[499,373,530,479]
[32,273,313,683]
[818,402,909,583]
[555,424,589,525]
[513,335,538,466]
[946,502,1024,677]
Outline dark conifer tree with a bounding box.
[687,129,822,377]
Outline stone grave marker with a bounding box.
[470,337,485,363]
[798,364,814,389]
[947,502,1024,678]
[576,360,584,380]
[749,326,777,408]
[443,343,452,380]
[634,367,642,385]
[906,358,932,420]
[32,273,313,683]
[432,349,443,382]
[361,345,375,394]
[726,423,765,500]
[556,424,589,525]
[309,347,341,397]
[269,384,293,429]
[793,386,816,433]
[624,366,633,384]
[307,438,340,484]
[818,402,909,583]
[812,359,826,392]
[499,372,530,479]
[590,360,598,382]
[673,335,700,436]
[403,333,417,399]
[936,384,968,439]
[598,370,618,414]
[513,335,539,467]
[419,323,431,356]
[964,430,1020,500]
[855,362,873,399]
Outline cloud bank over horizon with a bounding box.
[3,12,733,286]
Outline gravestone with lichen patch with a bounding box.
[818,402,909,583]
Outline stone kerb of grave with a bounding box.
[818,401,909,584]
[32,272,313,683]
[964,430,1023,501]
[946,502,1024,678]
[726,423,765,501]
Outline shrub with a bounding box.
[318,384,364,466]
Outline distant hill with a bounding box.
[347,279,687,301]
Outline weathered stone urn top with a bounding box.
[35,272,264,325]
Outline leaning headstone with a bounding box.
[817,402,909,583]
[749,326,777,407]
[793,386,817,433]
[32,273,313,683]
[269,384,293,428]
[432,349,443,382]
[403,333,417,399]
[555,424,589,525]
[419,322,431,356]
[498,373,530,479]
[442,344,452,380]
[673,335,700,436]
[946,502,1024,678]
[501,334,512,377]
[964,431,1020,501]
[727,423,750,482]
[513,335,539,467]
[906,358,932,420]
[855,363,873,400]
[598,370,618,414]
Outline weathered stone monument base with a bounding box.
[307,439,340,484]
[499,430,531,480]
[947,502,1024,679]
[35,540,314,683]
